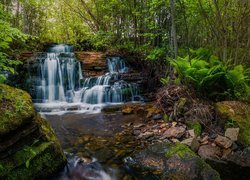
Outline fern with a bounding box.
[168,49,250,101]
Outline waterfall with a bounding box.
[28,44,142,113]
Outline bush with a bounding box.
[169,49,250,101]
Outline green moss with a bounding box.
[186,121,202,136]
[0,141,66,180]
[0,84,35,137]
[216,101,250,146]
[165,143,195,159]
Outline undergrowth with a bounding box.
[168,48,250,101]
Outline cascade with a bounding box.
[28,44,142,113]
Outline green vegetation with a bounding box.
[165,143,194,159]
[169,49,250,100]
[186,121,202,137]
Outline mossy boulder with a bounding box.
[215,101,250,146]
[0,84,36,137]
[125,143,220,179]
[0,84,66,179]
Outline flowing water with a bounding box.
[28,44,142,113]
[28,44,145,179]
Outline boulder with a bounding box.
[124,143,220,179]
[198,145,250,179]
[0,84,66,179]
[215,101,250,146]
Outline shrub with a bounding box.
[169,49,250,101]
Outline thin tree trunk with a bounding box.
[170,0,178,58]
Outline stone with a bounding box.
[163,126,186,139]
[181,137,200,152]
[214,135,233,149]
[138,132,154,139]
[198,144,222,159]
[133,123,144,129]
[188,129,195,138]
[146,107,161,118]
[125,143,220,179]
[225,128,239,141]
[152,114,162,120]
[133,130,141,136]
[216,101,250,146]
[0,84,66,179]
[122,106,133,114]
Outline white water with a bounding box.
[29,44,142,113]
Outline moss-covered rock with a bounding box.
[0,84,66,179]
[186,121,202,137]
[0,84,35,137]
[215,101,250,146]
[125,143,220,179]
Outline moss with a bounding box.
[216,101,250,146]
[0,140,66,180]
[0,84,35,137]
[165,143,195,159]
[186,121,202,136]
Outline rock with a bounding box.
[146,107,161,118]
[198,144,222,159]
[133,130,141,136]
[138,132,154,139]
[214,135,233,149]
[188,129,195,137]
[152,114,162,120]
[0,84,66,179]
[122,106,133,114]
[181,137,200,152]
[125,143,220,179]
[163,126,186,139]
[133,123,144,129]
[198,145,250,179]
[225,128,239,141]
[216,101,250,146]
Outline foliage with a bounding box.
[0,4,27,83]
[170,49,250,101]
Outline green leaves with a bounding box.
[169,49,250,101]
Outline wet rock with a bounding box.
[216,101,250,146]
[125,143,220,179]
[225,128,239,141]
[163,126,186,138]
[152,114,162,120]
[198,144,222,159]
[214,135,233,149]
[122,106,133,114]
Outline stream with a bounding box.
[43,111,146,179]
